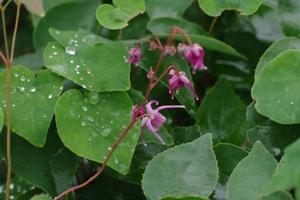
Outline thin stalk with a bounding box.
[1,9,9,58]
[0,50,7,64]
[208,17,218,34]
[5,2,21,200]
[151,65,175,89]
[10,2,21,62]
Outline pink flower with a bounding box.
[178,43,207,74]
[168,69,199,100]
[127,46,142,66]
[141,100,185,146]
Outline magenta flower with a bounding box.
[178,43,207,74]
[127,46,142,66]
[168,69,199,100]
[141,100,185,146]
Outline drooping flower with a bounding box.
[127,46,142,66]
[132,105,145,119]
[178,43,207,74]
[163,45,176,56]
[168,69,199,100]
[141,100,185,146]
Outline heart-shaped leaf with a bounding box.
[255,37,300,77]
[252,49,300,124]
[145,0,193,19]
[278,0,300,36]
[44,32,130,92]
[197,78,247,145]
[55,89,140,174]
[227,142,277,200]
[96,0,145,30]
[11,132,77,196]
[34,0,100,49]
[0,66,63,147]
[142,134,218,200]
[198,0,263,17]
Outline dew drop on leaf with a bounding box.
[65,46,76,55]
[82,106,88,112]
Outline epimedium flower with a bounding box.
[127,46,142,66]
[140,100,185,146]
[178,43,207,74]
[168,69,199,100]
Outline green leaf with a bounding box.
[44,40,131,92]
[0,107,3,133]
[171,126,202,145]
[30,194,52,200]
[43,0,83,12]
[266,138,300,195]
[55,89,140,174]
[34,0,100,49]
[246,102,300,156]
[11,133,78,196]
[147,17,208,36]
[20,0,45,16]
[0,66,63,147]
[145,0,193,19]
[214,143,248,178]
[142,134,218,200]
[198,0,263,17]
[278,0,300,36]
[252,49,300,124]
[197,78,247,145]
[255,37,300,77]
[96,0,145,30]
[189,35,246,59]
[227,142,277,200]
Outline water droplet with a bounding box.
[53,52,58,55]
[88,92,99,105]
[82,106,88,112]
[52,45,56,49]
[59,86,63,90]
[65,46,76,55]
[70,60,74,64]
[20,76,26,82]
[19,87,25,92]
[12,104,16,107]
[30,87,36,93]
[42,115,47,118]
[291,102,295,105]
[277,100,281,103]
[101,128,111,137]
[114,158,119,164]
[76,65,80,69]
[88,137,92,142]
[81,121,87,127]
[272,148,281,156]
[110,120,113,124]
[108,147,112,151]
[48,94,53,99]
[14,73,19,78]
[86,116,94,122]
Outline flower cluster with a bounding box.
[128,36,206,145]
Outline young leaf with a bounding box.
[227,142,277,200]
[252,49,300,124]
[198,0,263,17]
[142,134,218,200]
[0,66,63,147]
[197,78,247,145]
[44,41,131,92]
[96,0,145,30]
[55,89,140,174]
[145,0,193,19]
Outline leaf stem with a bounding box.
[208,17,218,34]
[1,8,9,58]
[10,2,21,62]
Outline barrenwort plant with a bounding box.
[1,0,300,200]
